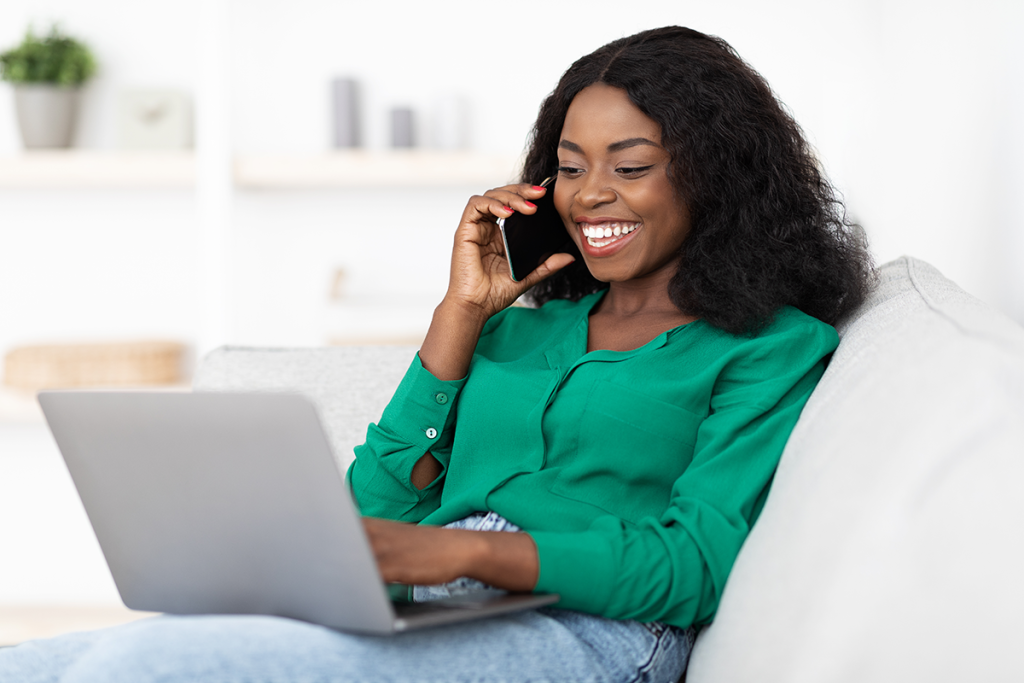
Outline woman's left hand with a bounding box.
[362,517,539,591]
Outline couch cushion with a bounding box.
[688,257,1024,682]
[193,346,418,470]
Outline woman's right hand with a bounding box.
[419,183,575,382]
[444,183,575,321]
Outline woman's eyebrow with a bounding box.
[607,137,660,152]
[558,138,661,154]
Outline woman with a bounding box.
[1,26,870,683]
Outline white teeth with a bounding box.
[580,222,640,245]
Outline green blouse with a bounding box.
[347,291,838,628]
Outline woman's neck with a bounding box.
[593,259,691,318]
[597,279,683,318]
[587,273,697,353]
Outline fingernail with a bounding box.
[531,186,545,191]
[524,201,536,208]
[503,206,513,213]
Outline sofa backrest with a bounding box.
[687,257,1024,682]
[193,345,418,470]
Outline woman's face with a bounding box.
[555,83,690,285]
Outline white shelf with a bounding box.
[234,151,522,189]
[0,151,196,189]
[0,151,523,190]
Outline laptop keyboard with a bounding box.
[393,589,509,615]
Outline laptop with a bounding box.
[37,390,558,634]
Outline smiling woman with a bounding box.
[526,27,871,336]
[0,25,872,683]
[553,83,700,350]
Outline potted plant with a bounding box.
[0,25,97,149]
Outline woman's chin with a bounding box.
[580,261,636,285]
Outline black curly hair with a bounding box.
[521,26,873,334]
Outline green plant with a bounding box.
[0,25,97,86]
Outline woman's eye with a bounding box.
[557,166,583,176]
[617,165,654,176]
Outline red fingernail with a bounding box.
[531,185,545,191]
[524,201,536,208]
[503,206,513,212]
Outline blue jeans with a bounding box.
[0,609,694,682]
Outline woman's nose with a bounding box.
[576,172,617,208]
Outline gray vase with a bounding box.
[331,77,361,148]
[390,107,415,148]
[13,84,80,149]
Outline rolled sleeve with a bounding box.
[378,353,465,462]
[529,527,616,614]
[347,353,466,521]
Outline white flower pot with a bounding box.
[13,84,80,149]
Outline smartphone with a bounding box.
[497,176,580,282]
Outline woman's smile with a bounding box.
[576,217,642,254]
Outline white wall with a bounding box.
[0,190,201,344]
[0,0,1022,363]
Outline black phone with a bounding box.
[497,176,580,282]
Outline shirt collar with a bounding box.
[544,289,691,369]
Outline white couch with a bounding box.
[194,257,1024,682]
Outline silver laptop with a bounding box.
[38,391,557,635]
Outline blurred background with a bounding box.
[0,0,1021,640]
[1,0,1023,370]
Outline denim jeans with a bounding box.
[0,609,695,683]
[2,511,695,681]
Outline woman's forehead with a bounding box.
[560,83,662,150]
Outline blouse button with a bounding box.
[425,427,438,439]
[434,392,449,405]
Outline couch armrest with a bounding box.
[688,257,1024,682]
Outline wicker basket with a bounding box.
[3,341,185,392]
